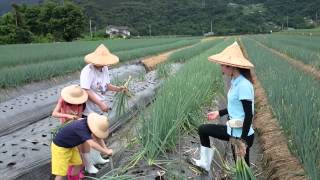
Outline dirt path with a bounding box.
[141,45,192,71]
[250,38,320,80]
[238,38,306,180]
[201,37,216,42]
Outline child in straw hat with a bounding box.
[52,85,89,179]
[191,42,255,172]
[79,44,127,173]
[52,85,87,123]
[51,112,112,180]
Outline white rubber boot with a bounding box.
[91,149,109,164]
[192,146,214,172]
[83,153,99,174]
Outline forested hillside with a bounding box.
[0,0,319,43]
[72,0,319,35]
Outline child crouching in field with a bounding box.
[51,112,113,180]
[52,85,109,179]
[52,84,87,179]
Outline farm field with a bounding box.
[0,34,319,180]
[0,37,199,89]
[250,34,320,69]
[241,37,320,179]
[277,28,320,36]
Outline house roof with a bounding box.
[107,25,129,30]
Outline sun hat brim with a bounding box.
[85,53,119,66]
[208,41,254,69]
[61,85,88,104]
[208,56,254,69]
[87,113,109,139]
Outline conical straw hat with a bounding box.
[61,85,88,104]
[208,42,254,69]
[87,113,109,139]
[85,44,119,66]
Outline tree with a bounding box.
[50,2,85,41]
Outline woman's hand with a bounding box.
[118,86,128,92]
[98,102,109,112]
[236,139,247,158]
[207,111,219,121]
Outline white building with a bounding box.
[106,25,130,38]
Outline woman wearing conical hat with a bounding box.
[192,42,255,172]
[79,44,125,174]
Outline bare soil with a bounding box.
[141,46,192,71]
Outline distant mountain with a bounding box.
[1,0,319,35]
[0,0,42,15]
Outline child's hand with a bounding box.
[105,148,113,156]
[66,114,78,120]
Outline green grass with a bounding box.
[251,34,320,69]
[242,37,320,180]
[167,38,224,62]
[0,56,84,88]
[277,27,320,36]
[0,38,199,89]
[0,37,198,68]
[137,38,234,164]
[115,39,199,62]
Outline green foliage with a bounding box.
[1,0,320,39]
[115,38,200,62]
[137,39,233,164]
[0,1,86,44]
[1,0,319,41]
[167,38,224,62]
[252,34,320,69]
[0,37,193,68]
[0,37,197,88]
[234,157,256,180]
[156,63,170,79]
[242,37,320,179]
[68,0,319,36]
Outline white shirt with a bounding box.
[80,64,110,115]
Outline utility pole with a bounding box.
[202,0,205,8]
[210,20,213,32]
[316,11,318,26]
[15,16,18,27]
[149,24,151,37]
[89,19,92,39]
